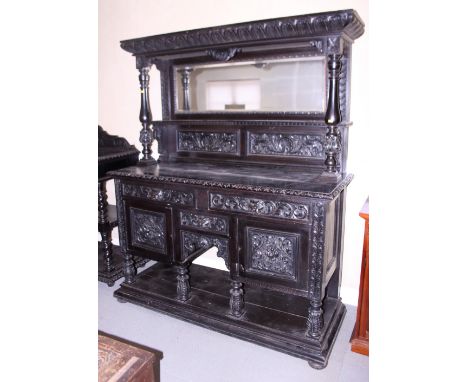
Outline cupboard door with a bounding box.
[238,218,309,291]
[126,201,173,262]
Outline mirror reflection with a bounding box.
[175,56,326,113]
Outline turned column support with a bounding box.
[138,65,155,162]
[229,280,245,318]
[306,299,324,339]
[323,54,343,177]
[176,264,191,301]
[177,67,193,111]
[98,180,114,272]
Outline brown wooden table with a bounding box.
[350,198,369,355]
[98,332,162,382]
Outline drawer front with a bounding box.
[179,210,229,235]
[122,183,195,207]
[209,192,310,222]
[238,218,309,290]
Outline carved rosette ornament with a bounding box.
[138,66,154,161]
[324,54,343,175]
[229,281,245,317]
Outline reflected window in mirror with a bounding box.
[174,56,326,114]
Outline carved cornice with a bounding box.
[120,10,364,55]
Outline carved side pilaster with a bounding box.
[230,281,245,318]
[115,179,136,283]
[307,202,326,338]
[98,180,114,272]
[176,264,191,301]
[323,54,343,176]
[138,66,155,162]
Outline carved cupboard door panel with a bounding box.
[237,217,309,291]
[125,201,174,262]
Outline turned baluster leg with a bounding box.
[98,180,114,272]
[306,299,323,339]
[138,65,154,162]
[176,264,191,301]
[230,280,245,317]
[177,67,193,111]
[323,54,343,176]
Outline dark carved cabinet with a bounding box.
[110,9,364,369]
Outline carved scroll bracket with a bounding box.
[135,55,154,70]
[206,48,241,61]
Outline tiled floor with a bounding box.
[98,262,368,382]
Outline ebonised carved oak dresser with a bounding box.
[110,9,364,369]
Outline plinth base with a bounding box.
[98,243,149,287]
[114,262,346,369]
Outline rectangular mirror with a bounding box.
[174,56,326,114]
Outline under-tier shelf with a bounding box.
[114,262,346,369]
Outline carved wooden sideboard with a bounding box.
[110,9,364,369]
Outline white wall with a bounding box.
[99,0,369,305]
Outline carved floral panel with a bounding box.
[180,211,228,234]
[210,193,309,221]
[249,133,325,158]
[247,227,298,279]
[181,231,229,268]
[130,208,167,253]
[177,131,238,153]
[122,183,194,206]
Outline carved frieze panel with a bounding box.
[248,133,325,158]
[210,194,309,221]
[177,131,238,154]
[130,208,167,253]
[181,231,229,268]
[180,211,228,234]
[122,183,194,206]
[246,227,298,279]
